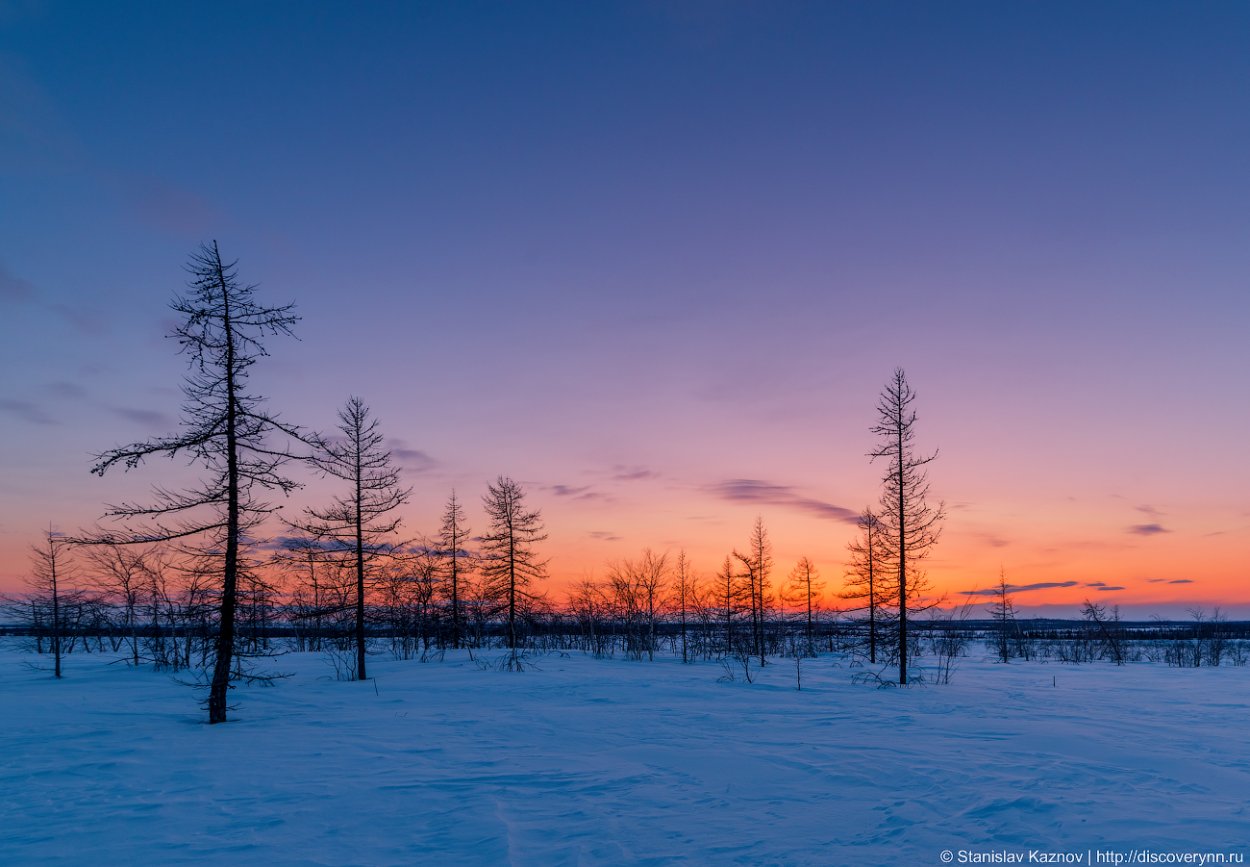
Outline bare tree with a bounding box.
[843,507,890,664]
[870,368,944,685]
[437,490,473,649]
[1081,599,1125,665]
[27,527,76,678]
[90,242,302,723]
[733,516,773,667]
[787,556,823,656]
[478,476,548,665]
[84,541,152,666]
[294,397,411,681]
[987,568,1017,664]
[671,550,697,663]
[605,548,667,661]
[274,537,342,653]
[716,554,738,656]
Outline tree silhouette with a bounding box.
[27,527,75,679]
[987,568,1018,663]
[672,550,696,663]
[478,476,548,666]
[293,397,411,681]
[786,556,823,656]
[437,490,473,649]
[870,368,944,685]
[90,242,301,723]
[843,507,890,664]
[733,516,772,667]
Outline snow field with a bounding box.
[1,647,1247,866]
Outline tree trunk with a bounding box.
[209,273,238,725]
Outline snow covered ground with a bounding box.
[1,645,1247,866]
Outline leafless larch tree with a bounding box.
[478,476,548,668]
[870,368,944,685]
[89,242,302,723]
[292,396,411,681]
[843,507,890,665]
[437,490,474,650]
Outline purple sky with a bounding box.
[2,3,1248,614]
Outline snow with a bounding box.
[1,647,1247,865]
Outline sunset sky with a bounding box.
[1,2,1247,616]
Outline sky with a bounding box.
[1,1,1248,617]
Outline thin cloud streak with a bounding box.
[707,478,858,524]
[960,580,1080,597]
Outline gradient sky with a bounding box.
[2,2,1248,616]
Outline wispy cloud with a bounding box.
[706,478,858,524]
[0,398,59,426]
[1145,577,1195,585]
[1128,523,1169,536]
[549,484,611,502]
[387,439,436,473]
[588,530,622,542]
[959,580,1079,597]
[611,465,658,482]
[1095,586,1126,592]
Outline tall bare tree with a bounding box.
[870,368,944,685]
[672,550,697,663]
[90,242,301,723]
[717,554,737,655]
[27,527,76,678]
[437,490,473,649]
[786,556,823,655]
[843,507,890,664]
[479,476,548,665]
[987,568,1018,664]
[294,397,411,681]
[733,516,773,666]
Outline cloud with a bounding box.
[1136,504,1164,518]
[1084,581,1107,587]
[972,532,1010,549]
[611,465,658,482]
[588,530,622,542]
[0,398,59,426]
[1167,578,1194,585]
[1095,586,1126,592]
[1128,523,1169,536]
[959,580,1079,597]
[550,484,611,502]
[386,439,436,472]
[707,478,858,524]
